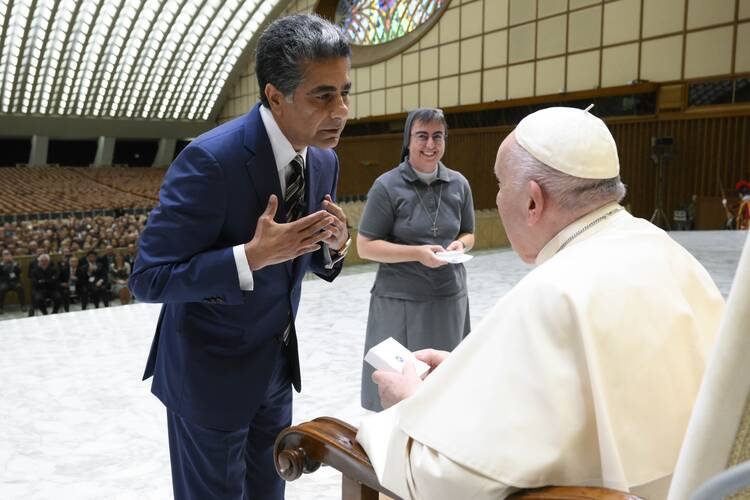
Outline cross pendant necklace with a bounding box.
[411,182,443,238]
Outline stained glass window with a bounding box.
[335,0,445,46]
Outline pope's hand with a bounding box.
[372,361,422,409]
[414,348,449,376]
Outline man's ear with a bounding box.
[264,83,286,114]
[526,180,544,226]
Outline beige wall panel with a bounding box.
[386,87,402,115]
[601,43,639,87]
[509,0,536,25]
[535,56,566,95]
[570,0,600,9]
[569,6,602,52]
[483,67,507,101]
[421,47,439,80]
[371,89,385,116]
[403,83,419,111]
[347,92,356,118]
[537,15,567,58]
[484,0,509,31]
[567,50,600,91]
[461,1,484,38]
[403,52,420,83]
[539,0,567,17]
[508,62,535,98]
[460,72,482,104]
[484,30,508,67]
[741,0,750,19]
[386,56,402,87]
[440,7,461,43]
[603,0,640,45]
[357,92,370,118]
[439,76,460,107]
[371,62,385,90]
[421,24,440,48]
[509,23,536,63]
[643,0,685,37]
[460,37,483,73]
[356,67,371,92]
[640,35,683,81]
[420,80,439,108]
[687,0,735,30]
[349,70,357,94]
[440,42,460,76]
[684,26,733,78]
[737,22,750,72]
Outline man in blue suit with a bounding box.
[129,14,352,500]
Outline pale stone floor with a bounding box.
[0,230,746,500]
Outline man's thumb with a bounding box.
[264,194,278,218]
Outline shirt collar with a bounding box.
[535,202,624,266]
[399,160,451,184]
[259,105,308,172]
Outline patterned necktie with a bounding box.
[285,154,305,222]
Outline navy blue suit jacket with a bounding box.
[129,103,343,430]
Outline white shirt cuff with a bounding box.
[233,244,254,291]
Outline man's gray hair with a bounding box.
[507,135,626,212]
[256,14,351,107]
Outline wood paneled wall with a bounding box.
[334,113,750,221]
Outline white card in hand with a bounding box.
[434,250,473,264]
[364,337,430,378]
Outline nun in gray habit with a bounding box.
[357,108,476,411]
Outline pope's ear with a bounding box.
[526,180,544,225]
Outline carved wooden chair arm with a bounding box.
[273,417,644,500]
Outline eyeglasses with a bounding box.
[411,132,447,144]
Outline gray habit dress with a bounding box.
[359,160,475,411]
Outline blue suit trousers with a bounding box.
[167,343,292,500]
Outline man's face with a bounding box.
[407,120,446,172]
[39,257,49,268]
[70,256,78,267]
[270,57,350,150]
[494,139,536,264]
[2,251,11,263]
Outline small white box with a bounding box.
[364,337,431,378]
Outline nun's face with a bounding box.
[407,119,446,172]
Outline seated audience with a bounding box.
[82,250,109,309]
[357,107,725,500]
[58,255,85,313]
[109,252,131,305]
[0,249,26,313]
[29,253,61,316]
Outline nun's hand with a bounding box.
[416,245,448,268]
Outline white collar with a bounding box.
[535,202,624,266]
[259,105,308,173]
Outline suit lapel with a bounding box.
[243,103,294,278]
[244,103,287,223]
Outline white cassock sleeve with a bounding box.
[357,405,517,500]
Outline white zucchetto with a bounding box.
[515,106,620,179]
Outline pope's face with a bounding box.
[271,57,351,150]
[494,139,536,264]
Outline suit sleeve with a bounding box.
[309,150,344,282]
[128,144,244,305]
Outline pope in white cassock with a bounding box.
[356,106,725,500]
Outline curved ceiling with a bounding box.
[0,0,282,122]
